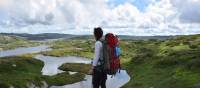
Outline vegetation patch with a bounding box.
[43,72,85,86]
[0,35,41,50]
[1,34,200,88]
[122,34,200,88]
[0,56,44,88]
[42,39,94,59]
[59,63,91,74]
[0,55,86,88]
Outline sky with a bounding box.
[0,0,200,36]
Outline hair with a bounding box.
[94,27,103,41]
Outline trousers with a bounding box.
[92,67,107,88]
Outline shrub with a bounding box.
[186,59,200,70]
[131,47,154,63]
[155,56,178,68]
[43,72,85,86]
[131,54,147,63]
[165,41,180,47]
[156,49,200,68]
[148,39,157,42]
[0,83,10,88]
[189,44,198,49]
[59,63,91,74]
[159,48,175,56]
[182,41,190,45]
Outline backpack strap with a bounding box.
[97,40,104,66]
[118,64,121,73]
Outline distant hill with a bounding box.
[70,35,174,40]
[0,33,77,41]
[0,33,174,40]
[0,35,26,43]
[118,35,174,40]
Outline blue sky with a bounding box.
[107,0,150,11]
[0,0,199,35]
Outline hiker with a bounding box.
[89,27,121,88]
[90,27,107,88]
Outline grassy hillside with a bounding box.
[0,33,77,40]
[122,34,200,88]
[0,55,85,88]
[0,55,44,88]
[42,39,95,59]
[0,35,40,50]
[42,34,200,88]
[0,33,174,41]
[1,34,199,88]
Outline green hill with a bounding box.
[122,34,200,88]
[0,33,174,40]
[41,34,200,88]
[1,33,200,88]
[0,33,77,41]
[0,35,40,50]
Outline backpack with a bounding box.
[99,33,121,75]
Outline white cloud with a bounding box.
[0,0,199,35]
[171,0,200,23]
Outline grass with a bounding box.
[42,34,200,88]
[0,55,86,88]
[1,34,200,88]
[0,56,44,88]
[59,63,92,74]
[42,39,94,59]
[43,72,85,86]
[122,34,200,88]
[0,35,41,51]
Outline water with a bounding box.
[35,55,130,88]
[35,55,91,76]
[0,45,49,57]
[0,46,130,88]
[51,70,130,88]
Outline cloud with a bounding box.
[171,0,200,23]
[0,0,199,35]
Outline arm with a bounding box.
[92,41,102,67]
[89,41,102,74]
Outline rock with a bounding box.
[27,81,48,88]
[194,83,200,88]
[9,86,14,88]
[12,64,16,67]
[0,48,3,51]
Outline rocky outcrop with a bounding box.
[27,81,48,88]
[194,84,200,88]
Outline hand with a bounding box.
[88,66,94,75]
[88,69,93,75]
